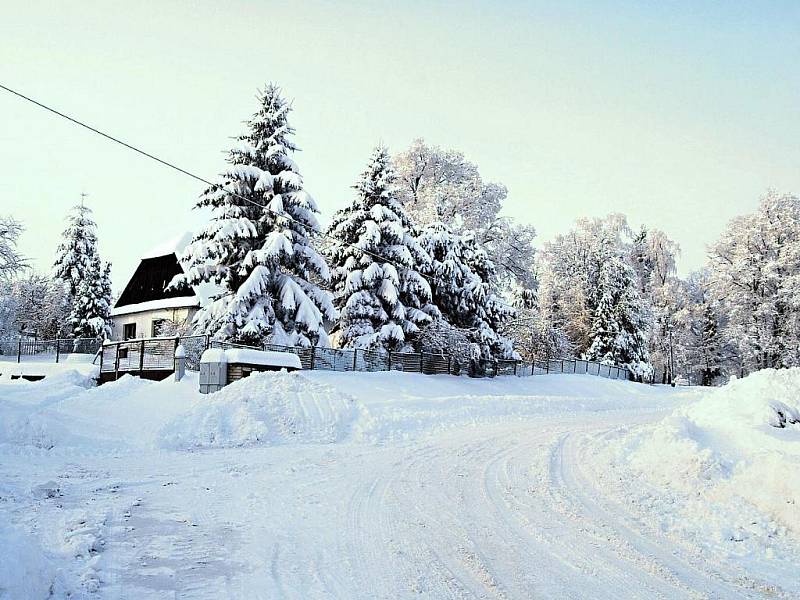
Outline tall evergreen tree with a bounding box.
[326,145,436,351]
[695,302,724,384]
[585,255,652,377]
[175,84,336,346]
[53,203,99,297]
[418,222,516,359]
[70,254,112,339]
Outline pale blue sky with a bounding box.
[2,1,798,290]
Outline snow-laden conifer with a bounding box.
[418,222,516,359]
[70,254,112,339]
[585,255,652,377]
[326,145,436,351]
[53,204,99,297]
[175,84,336,346]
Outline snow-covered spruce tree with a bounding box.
[585,255,652,378]
[70,254,112,339]
[418,222,516,359]
[53,204,99,297]
[692,299,725,385]
[174,84,336,347]
[326,145,436,351]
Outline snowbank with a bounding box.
[0,523,62,599]
[0,354,99,380]
[0,370,199,451]
[159,371,361,449]
[308,371,677,443]
[620,368,800,540]
[0,369,97,449]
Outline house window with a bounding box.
[123,323,136,340]
[151,319,168,337]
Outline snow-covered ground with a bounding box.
[1,366,798,599]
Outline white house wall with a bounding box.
[111,307,198,340]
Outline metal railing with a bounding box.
[99,335,209,377]
[0,338,103,363]
[209,340,632,381]
[91,336,634,383]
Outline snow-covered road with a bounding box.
[1,369,795,598]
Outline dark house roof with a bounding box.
[114,253,195,308]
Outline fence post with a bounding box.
[513,361,517,376]
[114,343,120,380]
[352,348,358,371]
[17,340,21,363]
[420,352,424,373]
[310,346,316,370]
[139,339,145,376]
[55,339,60,363]
[447,354,451,375]
[388,351,392,371]
[545,359,549,374]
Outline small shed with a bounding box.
[224,349,302,382]
[199,348,302,393]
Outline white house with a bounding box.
[110,234,206,340]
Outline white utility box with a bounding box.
[199,348,228,394]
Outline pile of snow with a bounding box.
[159,371,361,449]
[619,368,800,540]
[0,370,201,451]
[0,370,96,450]
[308,370,678,443]
[0,354,99,380]
[0,523,61,598]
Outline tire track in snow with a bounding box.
[337,412,776,599]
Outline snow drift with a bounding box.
[159,371,361,449]
[0,369,96,450]
[621,368,800,539]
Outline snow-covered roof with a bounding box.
[200,348,302,369]
[200,348,228,364]
[114,252,197,310]
[110,296,201,317]
[141,231,194,260]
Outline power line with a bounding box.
[0,82,425,280]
